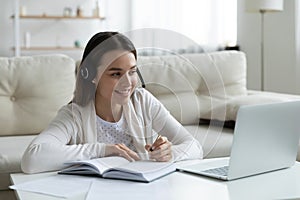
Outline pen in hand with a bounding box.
[150,134,161,152]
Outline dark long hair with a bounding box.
[73,32,137,106]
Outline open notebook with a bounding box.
[58,156,176,183]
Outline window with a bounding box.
[131,0,237,47]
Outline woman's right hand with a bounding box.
[104,144,140,161]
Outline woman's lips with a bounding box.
[114,89,131,96]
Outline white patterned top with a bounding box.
[96,115,136,152]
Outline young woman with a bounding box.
[21,32,203,173]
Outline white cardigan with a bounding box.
[21,88,203,173]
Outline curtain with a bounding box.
[130,0,237,48]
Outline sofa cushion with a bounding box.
[156,92,200,125]
[138,54,203,95]
[0,54,75,136]
[184,125,234,158]
[138,51,247,125]
[138,54,202,124]
[183,51,247,97]
[0,135,36,190]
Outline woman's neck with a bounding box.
[95,98,122,123]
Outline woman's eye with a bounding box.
[129,70,137,75]
[111,72,121,77]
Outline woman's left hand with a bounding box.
[145,136,172,162]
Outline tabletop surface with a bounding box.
[10,158,300,200]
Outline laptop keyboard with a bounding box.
[202,166,229,176]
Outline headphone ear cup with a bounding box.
[80,67,89,80]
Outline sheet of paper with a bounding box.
[86,178,172,200]
[10,174,93,198]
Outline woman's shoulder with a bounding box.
[133,88,156,100]
[130,87,170,119]
[59,103,80,112]
[132,88,162,106]
[57,101,94,116]
[134,87,157,97]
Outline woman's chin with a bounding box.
[112,92,132,105]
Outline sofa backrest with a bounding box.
[138,51,247,125]
[0,54,76,136]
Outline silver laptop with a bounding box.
[178,101,300,181]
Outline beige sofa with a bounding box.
[138,51,300,159]
[1,51,299,199]
[0,54,76,199]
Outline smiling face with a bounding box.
[95,51,138,107]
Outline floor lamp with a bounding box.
[245,0,284,91]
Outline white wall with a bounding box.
[2,0,300,95]
[238,0,300,95]
[296,0,300,91]
[0,0,15,57]
[0,0,131,60]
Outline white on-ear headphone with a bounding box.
[80,67,89,80]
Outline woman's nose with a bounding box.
[119,73,131,87]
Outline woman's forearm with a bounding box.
[21,142,105,173]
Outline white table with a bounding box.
[10,158,300,200]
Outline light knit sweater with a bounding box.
[21,88,203,173]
